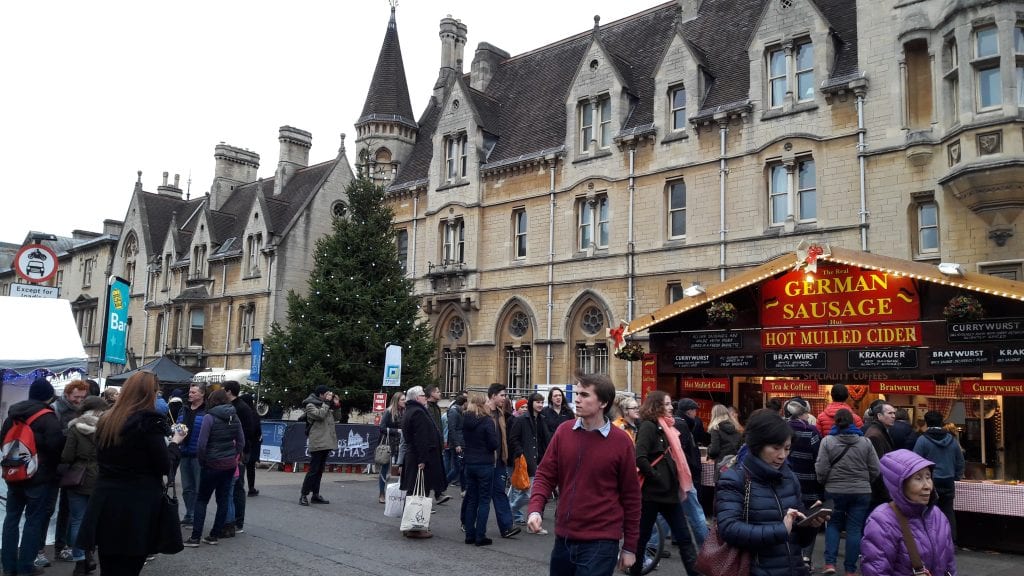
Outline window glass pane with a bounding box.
[672,88,686,109]
[978,67,1002,108]
[670,183,686,209]
[799,189,817,220]
[1018,66,1024,106]
[919,203,937,227]
[1017,28,1024,53]
[920,227,938,251]
[796,43,813,70]
[600,99,610,122]
[798,160,815,189]
[797,71,814,101]
[674,109,687,130]
[770,50,786,76]
[671,212,686,237]
[771,165,788,223]
[771,79,787,107]
[598,198,609,246]
[976,27,998,58]
[599,100,611,147]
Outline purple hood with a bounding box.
[880,449,936,516]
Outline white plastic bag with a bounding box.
[384,482,405,518]
[399,470,432,531]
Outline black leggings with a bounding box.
[301,450,329,496]
[246,442,261,489]
[629,500,700,576]
[98,552,147,576]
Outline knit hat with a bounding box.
[677,398,699,412]
[314,384,330,396]
[785,398,807,417]
[515,398,528,411]
[29,377,55,402]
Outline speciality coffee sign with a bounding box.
[762,323,922,349]
[687,331,743,349]
[681,377,731,392]
[961,379,1024,396]
[673,354,714,368]
[763,380,819,394]
[928,349,991,367]
[848,349,918,370]
[869,379,936,394]
[765,351,827,370]
[947,319,1024,343]
[716,354,758,369]
[761,264,919,328]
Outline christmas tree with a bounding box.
[262,178,436,413]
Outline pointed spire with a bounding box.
[357,4,416,128]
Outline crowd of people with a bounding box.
[375,379,962,576]
[1,374,262,576]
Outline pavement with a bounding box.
[28,468,1022,576]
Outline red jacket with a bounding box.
[817,401,864,437]
[529,419,641,553]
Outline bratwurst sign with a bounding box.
[761,265,919,327]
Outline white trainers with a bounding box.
[34,553,51,567]
[57,547,74,562]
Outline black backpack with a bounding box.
[297,413,311,436]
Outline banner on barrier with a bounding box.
[266,422,383,464]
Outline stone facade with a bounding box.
[370,0,1024,396]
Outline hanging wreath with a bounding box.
[706,301,737,326]
[847,384,868,401]
[943,295,984,321]
[614,341,645,362]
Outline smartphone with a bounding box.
[171,423,189,436]
[797,507,832,527]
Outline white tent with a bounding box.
[0,296,88,372]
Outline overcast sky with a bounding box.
[1,0,652,245]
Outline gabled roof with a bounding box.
[358,6,416,129]
[391,97,441,190]
[626,246,1024,336]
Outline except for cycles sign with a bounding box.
[869,380,936,394]
[960,379,1024,396]
[13,243,59,283]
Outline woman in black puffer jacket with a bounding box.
[716,409,826,576]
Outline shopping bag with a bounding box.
[400,470,432,531]
[511,454,530,490]
[384,482,405,518]
[153,482,184,555]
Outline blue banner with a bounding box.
[250,338,263,382]
[102,277,130,365]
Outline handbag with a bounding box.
[400,469,433,532]
[511,454,530,490]
[155,482,184,555]
[695,474,752,576]
[637,453,665,490]
[59,464,86,488]
[384,481,405,518]
[375,431,392,466]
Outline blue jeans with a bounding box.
[445,448,465,486]
[2,482,51,575]
[464,463,493,542]
[507,475,533,524]
[550,537,619,576]
[230,461,246,527]
[680,486,708,547]
[491,464,514,533]
[67,492,90,561]
[179,455,200,522]
[824,492,870,573]
[191,467,235,540]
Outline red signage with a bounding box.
[761,323,922,349]
[763,380,819,394]
[869,380,936,394]
[372,392,387,412]
[13,243,59,284]
[761,264,919,327]
[681,377,730,392]
[961,379,1024,396]
[641,354,658,400]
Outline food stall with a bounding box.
[626,244,1024,551]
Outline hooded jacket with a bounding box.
[816,402,863,438]
[815,427,879,494]
[61,410,102,494]
[303,393,342,453]
[913,429,965,481]
[1,399,62,485]
[198,403,243,470]
[708,420,742,464]
[860,450,957,576]
[462,411,498,466]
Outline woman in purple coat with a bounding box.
[861,449,957,576]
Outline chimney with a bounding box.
[439,15,459,71]
[678,0,701,23]
[103,219,124,237]
[210,143,260,210]
[72,230,101,241]
[157,171,183,198]
[471,42,509,92]
[455,20,467,73]
[273,126,312,196]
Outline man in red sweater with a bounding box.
[817,383,864,437]
[527,374,641,576]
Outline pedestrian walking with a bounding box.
[400,386,448,539]
[816,384,863,438]
[184,389,244,546]
[378,391,406,504]
[444,391,467,491]
[707,403,742,480]
[540,387,574,438]
[508,392,549,531]
[785,397,822,572]
[222,380,256,535]
[486,383,520,539]
[299,385,342,506]
[461,393,498,546]
[176,384,206,526]
[912,410,965,542]
[60,396,108,575]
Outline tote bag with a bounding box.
[400,470,433,532]
[384,482,405,518]
[374,432,392,466]
[511,455,530,490]
[155,482,184,555]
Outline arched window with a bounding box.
[567,297,611,376]
[438,308,468,396]
[497,303,534,394]
[122,233,138,287]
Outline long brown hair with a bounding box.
[96,371,159,448]
[639,390,670,423]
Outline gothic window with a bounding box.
[943,37,960,124]
[504,346,532,390]
[82,258,94,288]
[576,343,608,375]
[332,201,348,218]
[904,39,934,130]
[154,313,164,353]
[579,96,611,153]
[443,348,466,396]
[580,306,605,335]
[913,198,939,256]
[448,317,465,341]
[795,41,815,102]
[668,283,684,303]
[192,245,207,279]
[163,252,173,290]
[123,233,138,288]
[509,311,530,338]
[768,47,787,108]
[239,304,256,349]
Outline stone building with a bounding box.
[360,0,1024,396]
[108,131,354,372]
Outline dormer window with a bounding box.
[767,39,815,110]
[768,48,788,108]
[579,96,611,153]
[246,233,262,276]
[445,133,468,181]
[670,85,687,131]
[795,41,814,101]
[192,244,207,279]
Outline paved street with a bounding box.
[32,468,1022,576]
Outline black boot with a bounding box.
[85,550,97,572]
[73,560,88,576]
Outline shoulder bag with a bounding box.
[888,502,953,576]
[695,473,752,576]
[59,464,86,488]
[374,431,392,466]
[155,481,184,555]
[637,453,665,490]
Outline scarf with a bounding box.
[829,424,865,436]
[493,409,508,463]
[660,415,693,496]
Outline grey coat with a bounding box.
[815,433,879,495]
[303,394,343,453]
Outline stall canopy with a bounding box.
[0,296,87,373]
[106,356,194,385]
